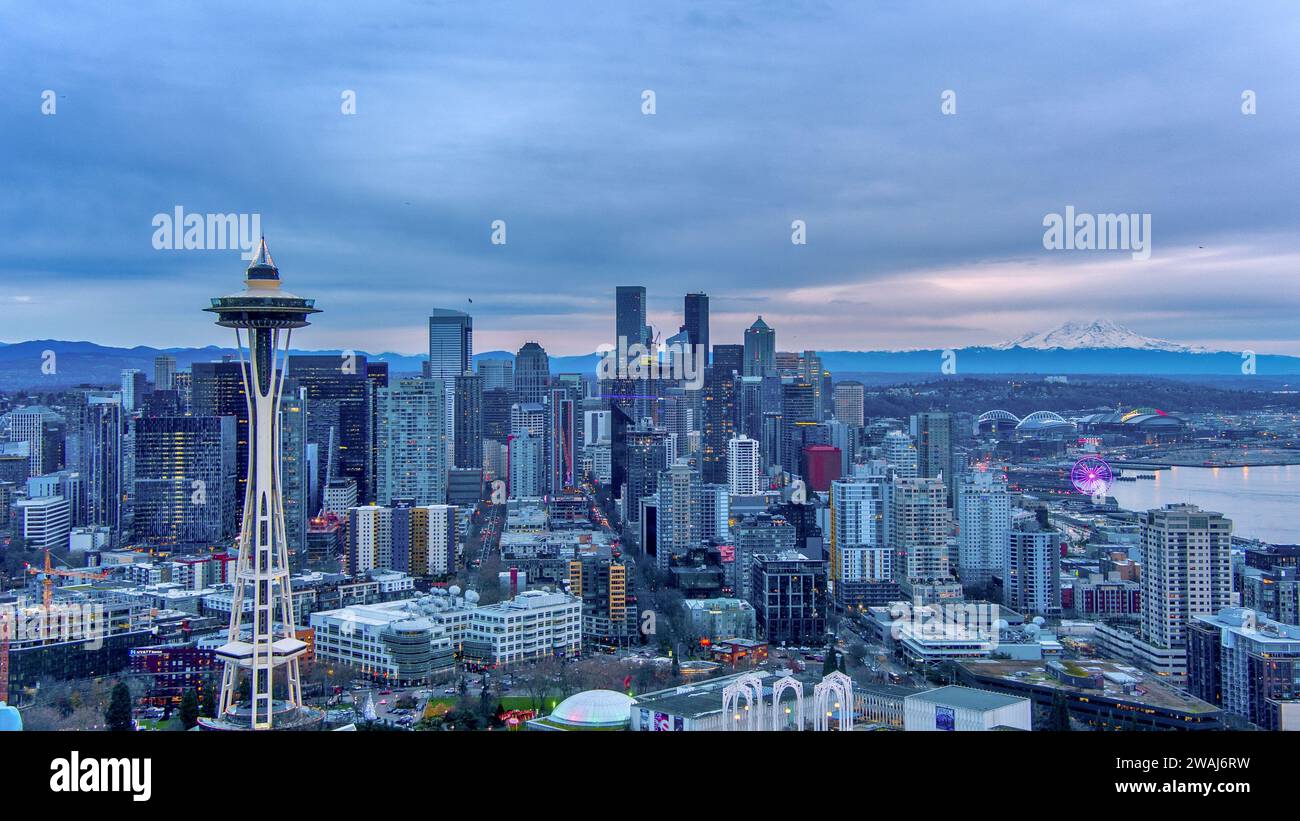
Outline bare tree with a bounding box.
[516,655,563,712]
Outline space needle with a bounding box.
[201,239,322,730]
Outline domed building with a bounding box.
[527,689,634,731]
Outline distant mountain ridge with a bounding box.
[2,320,1298,391]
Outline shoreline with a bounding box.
[1114,460,1300,470]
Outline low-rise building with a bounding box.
[462,589,581,666]
[956,657,1221,730]
[311,600,457,684]
[682,598,757,641]
[1187,607,1300,730]
[903,685,1032,731]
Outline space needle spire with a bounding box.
[201,239,322,730]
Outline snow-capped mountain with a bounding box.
[995,319,1208,353]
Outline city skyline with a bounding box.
[3,2,1300,356]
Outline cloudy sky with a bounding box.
[2,1,1298,356]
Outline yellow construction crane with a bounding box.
[25,549,109,609]
[2,551,110,703]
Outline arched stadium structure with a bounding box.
[1015,410,1073,432]
[974,409,1077,436]
[974,409,1020,435]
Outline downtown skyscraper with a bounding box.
[514,341,550,405]
[683,292,709,365]
[427,308,472,377]
[743,316,775,377]
[615,285,651,347]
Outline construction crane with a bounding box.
[0,552,107,705]
[25,549,109,609]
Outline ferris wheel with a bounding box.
[1070,456,1114,496]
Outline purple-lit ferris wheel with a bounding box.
[1070,456,1113,496]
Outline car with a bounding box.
[379,689,393,695]
[378,699,389,705]
[443,687,457,694]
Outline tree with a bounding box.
[106,682,134,731]
[822,642,838,677]
[1048,690,1071,731]
[179,689,200,730]
[478,685,496,726]
[518,656,563,712]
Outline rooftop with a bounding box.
[959,658,1219,714]
[906,685,1027,712]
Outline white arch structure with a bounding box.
[1016,410,1069,429]
[813,672,854,732]
[771,676,805,730]
[974,409,1020,435]
[722,673,765,731]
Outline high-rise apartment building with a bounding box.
[509,432,544,498]
[699,367,736,485]
[656,461,700,570]
[911,411,952,477]
[727,434,761,496]
[1140,504,1233,651]
[956,469,1011,589]
[548,387,577,493]
[733,514,796,601]
[698,482,730,543]
[890,476,949,583]
[392,504,456,577]
[153,355,177,391]
[569,554,638,645]
[1005,520,1062,617]
[7,405,65,479]
[348,504,392,574]
[120,369,148,413]
[376,378,448,505]
[281,388,309,556]
[453,374,483,471]
[829,470,891,596]
[832,380,865,427]
[883,430,918,479]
